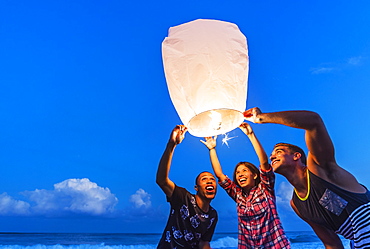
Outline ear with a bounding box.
[253,174,258,179]
[194,185,198,192]
[293,152,302,161]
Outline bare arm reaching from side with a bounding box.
[244,107,334,169]
[200,136,227,182]
[156,125,187,197]
[244,107,365,193]
[239,122,270,171]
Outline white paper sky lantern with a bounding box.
[162,19,249,137]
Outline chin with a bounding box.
[238,182,246,188]
[271,164,280,171]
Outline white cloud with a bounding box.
[347,56,362,65]
[310,67,335,74]
[0,193,30,215]
[311,55,363,74]
[129,188,151,209]
[276,181,294,211]
[23,178,118,216]
[0,180,157,219]
[275,182,313,231]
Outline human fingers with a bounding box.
[244,107,261,123]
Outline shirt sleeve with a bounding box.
[219,176,243,202]
[167,185,187,204]
[260,167,275,193]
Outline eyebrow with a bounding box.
[270,148,284,157]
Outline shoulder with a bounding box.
[309,165,366,193]
[207,206,218,221]
[168,185,190,201]
[209,205,218,214]
[260,167,274,176]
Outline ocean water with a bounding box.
[0,232,352,249]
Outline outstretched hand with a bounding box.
[239,122,253,135]
[200,136,217,150]
[170,125,187,145]
[243,107,262,123]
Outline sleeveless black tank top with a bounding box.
[292,170,370,231]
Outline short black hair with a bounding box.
[195,171,213,185]
[274,143,307,165]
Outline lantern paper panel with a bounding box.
[162,19,249,137]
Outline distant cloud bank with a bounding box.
[0,179,158,219]
[0,178,121,217]
[22,178,118,216]
[0,179,294,223]
[0,193,30,215]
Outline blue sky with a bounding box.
[1,0,370,234]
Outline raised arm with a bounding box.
[156,125,187,197]
[198,240,211,249]
[244,108,335,169]
[239,122,270,171]
[200,137,227,182]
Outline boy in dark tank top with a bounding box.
[244,107,370,249]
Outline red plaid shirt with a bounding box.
[220,168,290,249]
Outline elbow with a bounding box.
[156,174,163,186]
[156,176,168,188]
[156,181,166,189]
[156,177,163,187]
[311,112,326,129]
[302,111,324,129]
[310,111,322,122]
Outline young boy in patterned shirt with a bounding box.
[157,125,218,249]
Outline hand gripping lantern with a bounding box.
[162,19,249,137]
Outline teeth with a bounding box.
[206,186,214,190]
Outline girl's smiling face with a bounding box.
[235,164,257,191]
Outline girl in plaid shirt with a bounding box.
[201,122,290,248]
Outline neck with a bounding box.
[242,186,252,195]
[195,194,210,213]
[278,164,308,194]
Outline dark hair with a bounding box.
[195,171,213,185]
[232,162,261,188]
[274,143,307,165]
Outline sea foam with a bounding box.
[210,236,237,248]
[0,245,157,249]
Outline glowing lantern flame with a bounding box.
[162,19,249,137]
[222,133,237,148]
